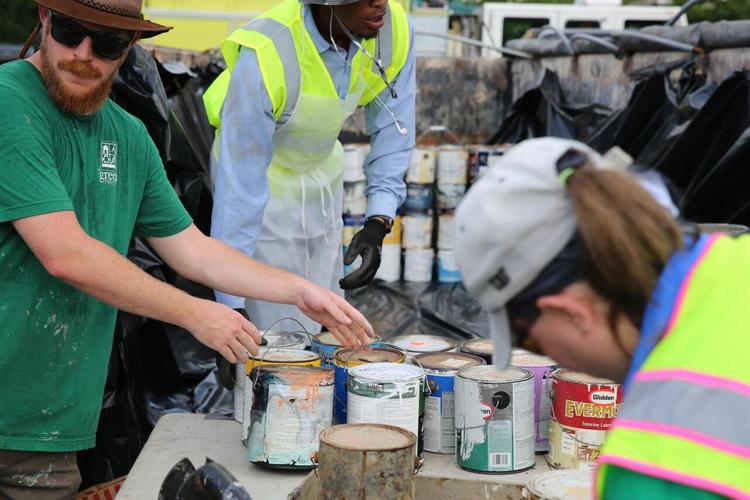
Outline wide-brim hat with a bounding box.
[34,0,171,38]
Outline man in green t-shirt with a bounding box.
[0,1,374,497]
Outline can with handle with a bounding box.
[548,369,622,470]
[455,365,535,473]
[415,352,485,454]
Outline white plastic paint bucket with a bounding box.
[401,215,433,250]
[375,244,402,282]
[437,250,461,283]
[406,147,437,184]
[403,249,434,282]
[437,145,468,184]
[437,213,455,250]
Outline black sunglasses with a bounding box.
[49,12,133,60]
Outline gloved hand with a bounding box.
[339,218,388,290]
[216,308,252,390]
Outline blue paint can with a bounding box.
[437,250,462,283]
[403,183,434,214]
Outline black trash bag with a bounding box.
[487,70,612,145]
[587,55,713,168]
[655,71,750,224]
[159,457,252,500]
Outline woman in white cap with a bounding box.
[455,137,749,499]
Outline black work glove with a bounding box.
[216,308,252,390]
[339,219,388,290]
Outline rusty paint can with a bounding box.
[389,334,456,360]
[524,470,594,500]
[318,423,416,499]
[548,369,622,470]
[246,365,334,469]
[455,365,535,473]
[415,352,485,454]
[510,352,558,454]
[347,363,427,456]
[459,338,494,364]
[332,347,406,424]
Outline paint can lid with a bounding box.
[554,369,618,386]
[414,352,485,372]
[320,423,416,451]
[458,365,532,383]
[390,334,456,354]
[251,348,319,363]
[314,332,343,347]
[334,347,404,366]
[349,362,424,381]
[460,338,493,356]
[510,352,558,368]
[261,331,306,349]
[525,470,593,500]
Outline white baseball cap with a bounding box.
[455,138,607,367]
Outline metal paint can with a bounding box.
[437,145,468,184]
[382,215,402,245]
[375,244,402,282]
[347,362,427,456]
[246,365,334,469]
[437,249,461,283]
[459,338,494,364]
[510,352,558,454]
[311,332,344,369]
[437,212,455,250]
[241,349,321,442]
[404,183,434,214]
[523,470,593,500]
[455,365,535,473]
[401,215,433,250]
[436,183,466,211]
[343,144,366,182]
[343,180,367,217]
[390,334,456,360]
[406,147,437,184]
[403,249,434,282]
[548,370,622,470]
[415,352,485,454]
[333,347,406,424]
[233,333,306,423]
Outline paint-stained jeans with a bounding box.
[0,450,80,500]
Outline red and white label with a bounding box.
[480,402,495,421]
[553,377,621,430]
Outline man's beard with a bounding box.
[40,39,116,116]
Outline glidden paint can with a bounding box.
[415,352,485,454]
[524,470,593,500]
[437,145,468,184]
[347,362,427,456]
[246,365,334,469]
[455,366,535,473]
[510,352,558,454]
[390,334,456,360]
[548,370,621,470]
[460,338,494,364]
[406,147,437,184]
[333,347,406,424]
[241,349,321,442]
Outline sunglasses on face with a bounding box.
[49,12,133,60]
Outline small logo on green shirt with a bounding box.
[99,141,118,184]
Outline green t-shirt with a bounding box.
[0,60,192,452]
[603,465,725,500]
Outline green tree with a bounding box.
[1,0,38,44]
[671,0,750,23]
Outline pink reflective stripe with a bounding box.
[663,234,721,339]
[598,455,750,499]
[614,418,750,460]
[636,369,750,397]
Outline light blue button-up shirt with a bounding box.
[212,5,416,308]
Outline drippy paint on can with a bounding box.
[347,362,427,456]
[332,347,406,424]
[246,365,334,469]
[455,365,535,473]
[415,352,485,454]
[548,370,622,470]
[510,352,558,454]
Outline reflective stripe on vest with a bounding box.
[202,0,409,130]
[597,235,750,499]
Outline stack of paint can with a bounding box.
[436,145,468,283]
[375,212,402,282]
[467,144,511,185]
[402,147,436,282]
[342,144,368,276]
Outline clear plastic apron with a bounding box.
[246,50,365,334]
